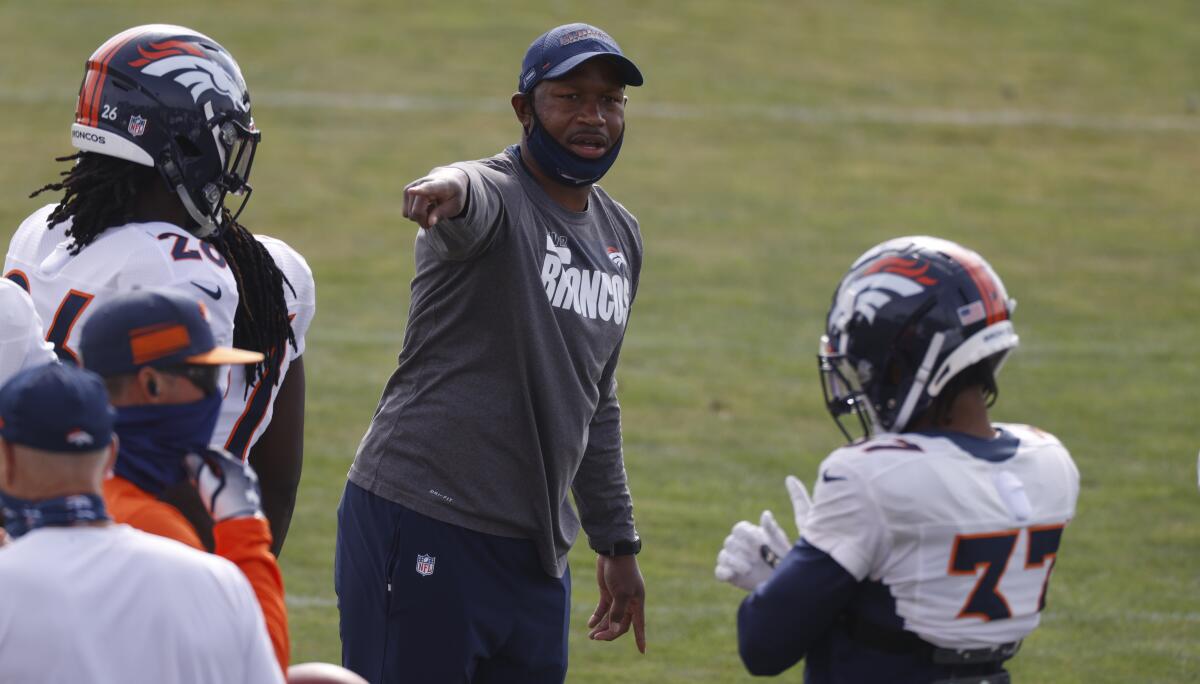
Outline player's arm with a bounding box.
[248,355,305,556]
[737,541,859,676]
[187,449,290,669]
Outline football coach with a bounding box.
[336,22,647,683]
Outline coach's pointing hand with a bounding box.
[588,554,647,653]
[403,167,469,230]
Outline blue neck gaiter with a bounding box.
[524,109,624,187]
[113,393,222,496]
[0,492,110,539]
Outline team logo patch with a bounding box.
[606,247,626,270]
[65,429,94,447]
[127,115,147,137]
[415,554,436,576]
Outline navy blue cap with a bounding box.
[518,23,644,94]
[0,363,115,453]
[79,288,264,377]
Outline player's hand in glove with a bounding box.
[184,448,264,523]
[784,474,812,537]
[403,166,469,229]
[715,512,783,591]
[714,476,812,591]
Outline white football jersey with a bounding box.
[5,204,239,364]
[0,277,56,387]
[215,235,316,459]
[5,205,314,458]
[801,424,1079,650]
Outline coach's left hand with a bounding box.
[588,554,647,653]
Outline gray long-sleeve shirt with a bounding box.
[350,146,641,577]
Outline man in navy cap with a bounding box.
[0,362,282,683]
[79,287,291,671]
[338,22,646,683]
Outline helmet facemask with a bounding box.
[162,107,260,238]
[818,335,878,443]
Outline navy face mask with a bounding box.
[113,393,222,497]
[0,492,110,539]
[525,107,625,188]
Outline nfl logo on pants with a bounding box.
[415,554,436,576]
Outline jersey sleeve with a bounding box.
[799,450,889,581]
[215,236,312,459]
[419,162,505,261]
[213,516,289,671]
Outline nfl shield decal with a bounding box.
[415,554,436,576]
[127,115,147,137]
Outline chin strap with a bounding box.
[892,332,946,432]
[161,158,221,238]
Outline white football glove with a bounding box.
[714,475,813,592]
[715,512,782,591]
[785,474,812,535]
[184,448,263,523]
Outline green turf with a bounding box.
[3,1,1199,681]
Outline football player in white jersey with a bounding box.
[715,237,1079,683]
[4,25,314,554]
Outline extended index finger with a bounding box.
[632,598,646,653]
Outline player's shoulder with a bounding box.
[7,204,60,261]
[818,432,955,483]
[995,422,1066,449]
[827,433,937,461]
[254,234,316,305]
[0,277,42,333]
[255,234,312,276]
[0,277,35,311]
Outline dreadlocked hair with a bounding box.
[924,359,999,429]
[32,152,297,390]
[31,152,159,255]
[210,210,297,389]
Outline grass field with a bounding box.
[3,1,1199,681]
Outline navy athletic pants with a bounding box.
[335,480,571,684]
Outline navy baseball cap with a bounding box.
[518,23,644,94]
[79,288,264,377]
[0,363,115,453]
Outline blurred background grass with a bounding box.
[2,1,1199,681]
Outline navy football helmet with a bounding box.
[818,236,1019,441]
[70,24,259,237]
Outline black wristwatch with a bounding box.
[596,536,642,556]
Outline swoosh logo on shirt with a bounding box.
[822,471,847,483]
[191,281,222,300]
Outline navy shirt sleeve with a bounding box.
[737,540,858,676]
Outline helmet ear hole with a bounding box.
[174,135,203,158]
